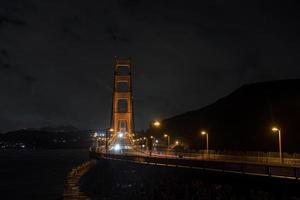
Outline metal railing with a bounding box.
[90,151,300,180]
[92,145,300,167]
[146,149,300,166]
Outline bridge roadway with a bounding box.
[90,148,300,180]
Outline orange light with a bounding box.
[153,120,161,127]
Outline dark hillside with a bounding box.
[151,79,300,152]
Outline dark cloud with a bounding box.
[0,49,11,70]
[60,16,82,41]
[0,15,26,26]
[24,75,37,85]
[106,25,131,42]
[1,49,8,56]
[0,63,11,70]
[0,0,300,132]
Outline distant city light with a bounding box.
[175,140,179,145]
[155,139,158,143]
[118,133,124,138]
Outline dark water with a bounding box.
[0,149,89,200]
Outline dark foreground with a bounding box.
[0,149,89,200]
[81,158,300,200]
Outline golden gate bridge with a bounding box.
[90,57,300,180]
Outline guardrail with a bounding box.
[90,151,300,180]
[127,146,300,166]
[92,146,300,166]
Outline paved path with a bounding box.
[63,160,96,200]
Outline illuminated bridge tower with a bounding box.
[110,57,134,149]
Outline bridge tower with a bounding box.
[110,57,134,148]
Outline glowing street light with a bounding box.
[175,140,179,145]
[201,131,209,154]
[272,126,282,163]
[105,128,114,153]
[118,133,124,138]
[164,134,170,149]
[155,139,159,144]
[113,143,121,151]
[153,120,161,127]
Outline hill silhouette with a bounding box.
[151,79,300,153]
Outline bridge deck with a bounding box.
[90,150,300,180]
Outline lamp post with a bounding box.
[153,120,161,127]
[143,137,147,149]
[201,131,209,155]
[106,128,114,153]
[272,127,282,163]
[93,132,98,150]
[164,134,170,149]
[146,136,153,156]
[150,120,161,155]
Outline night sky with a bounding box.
[1,0,300,132]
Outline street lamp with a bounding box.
[106,128,114,153]
[272,127,282,163]
[175,140,179,145]
[92,132,98,150]
[201,131,209,155]
[153,120,161,127]
[150,136,155,149]
[164,134,170,149]
[142,137,147,148]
